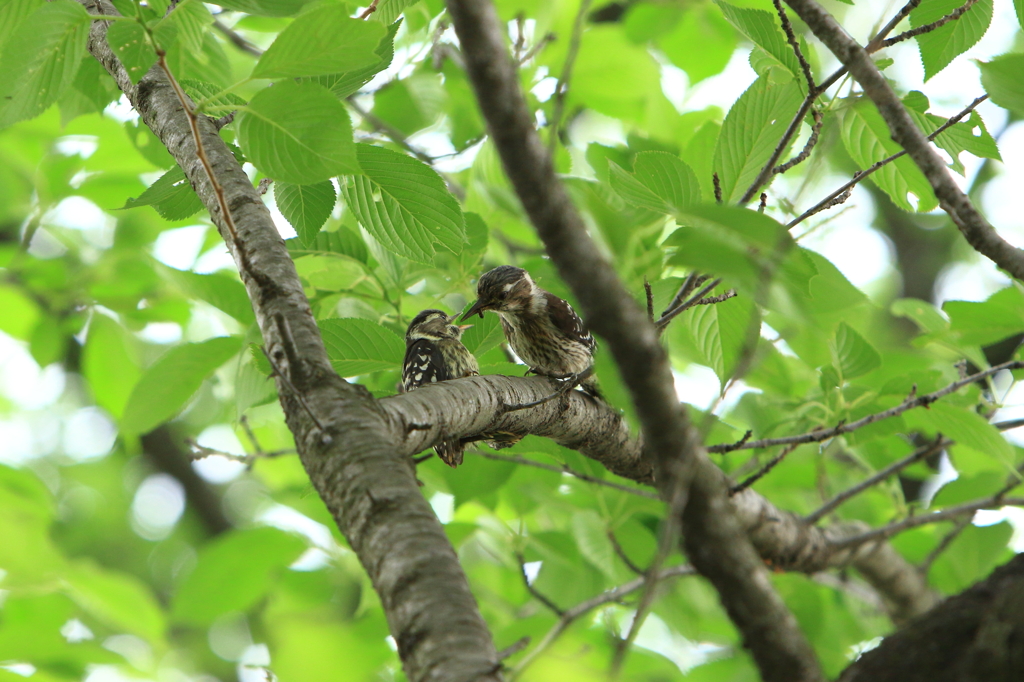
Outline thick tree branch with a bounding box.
[443,2,826,678]
[783,0,1024,280]
[81,5,501,681]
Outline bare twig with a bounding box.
[358,0,379,19]
[213,19,263,57]
[730,444,801,495]
[880,0,980,48]
[473,450,660,499]
[654,278,722,332]
[713,172,723,204]
[774,0,815,93]
[643,279,654,324]
[805,436,950,524]
[918,515,972,575]
[788,95,988,229]
[758,192,768,212]
[261,345,331,440]
[608,531,645,574]
[516,552,564,616]
[710,360,1022,454]
[661,272,704,317]
[186,439,295,463]
[510,564,695,678]
[548,0,592,152]
[518,32,555,65]
[774,110,823,175]
[496,636,531,661]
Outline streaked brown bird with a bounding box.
[462,265,601,399]
[401,309,479,467]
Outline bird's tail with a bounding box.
[435,439,465,467]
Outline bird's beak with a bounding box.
[461,299,488,321]
[457,324,474,331]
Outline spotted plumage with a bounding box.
[401,309,479,467]
[462,266,601,398]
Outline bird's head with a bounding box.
[406,309,470,342]
[461,266,535,320]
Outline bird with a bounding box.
[461,265,601,400]
[401,309,480,467]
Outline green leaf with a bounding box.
[180,77,248,110]
[237,80,358,184]
[121,166,204,220]
[367,0,418,24]
[460,311,504,357]
[979,53,1024,117]
[310,19,400,99]
[0,465,64,587]
[160,266,256,325]
[82,314,141,420]
[121,336,243,434]
[206,0,313,16]
[63,561,166,644]
[714,0,803,83]
[608,151,702,214]
[0,284,41,339]
[891,298,949,334]
[911,0,992,80]
[944,286,1024,345]
[286,227,368,263]
[106,20,157,85]
[319,318,404,376]
[0,0,44,55]
[677,291,759,387]
[905,402,1015,470]
[840,97,938,212]
[171,527,307,625]
[712,76,803,204]
[252,5,386,79]
[160,0,213,55]
[339,144,465,264]
[1016,0,1024,29]
[0,0,90,128]
[929,522,1012,593]
[657,3,736,84]
[275,181,337,245]
[829,322,881,380]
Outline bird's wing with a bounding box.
[543,292,596,352]
[402,338,450,392]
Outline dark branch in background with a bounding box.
[516,552,564,615]
[655,277,723,333]
[788,95,988,229]
[82,5,503,681]
[740,0,979,206]
[212,19,262,57]
[730,443,800,495]
[709,360,1022,453]
[547,0,592,152]
[783,0,1024,280]
[443,1,825,679]
[774,110,822,175]
[608,531,645,574]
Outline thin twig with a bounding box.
[608,530,645,574]
[758,192,768,213]
[774,110,823,175]
[729,444,800,495]
[918,515,972,575]
[661,272,703,317]
[515,552,564,615]
[548,0,592,153]
[212,19,263,57]
[709,360,1022,454]
[518,32,555,65]
[358,0,379,19]
[510,564,695,678]
[774,0,816,93]
[713,172,722,204]
[643,279,654,324]
[880,0,980,48]
[238,414,264,455]
[472,450,660,499]
[497,636,531,661]
[261,346,332,440]
[655,278,722,332]
[804,436,950,524]
[788,95,988,228]
[865,0,923,51]
[186,439,295,463]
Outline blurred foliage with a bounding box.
[1,0,1023,680]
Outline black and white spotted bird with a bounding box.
[461,266,601,399]
[402,309,480,467]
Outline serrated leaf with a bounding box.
[121,166,204,220]
[107,20,157,85]
[1016,0,1024,29]
[609,151,701,214]
[0,0,90,128]
[160,265,256,325]
[368,0,418,24]
[829,322,880,380]
[905,402,1015,470]
[171,527,307,625]
[310,19,399,99]
[286,228,368,263]
[840,97,938,212]
[160,0,213,55]
[979,54,1024,117]
[252,5,385,79]
[714,0,803,84]
[680,291,758,387]
[180,78,247,109]
[121,336,243,434]
[911,0,992,80]
[712,76,803,204]
[340,144,465,264]
[319,318,404,376]
[460,312,504,357]
[237,80,358,184]
[275,181,337,245]
[944,286,1024,345]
